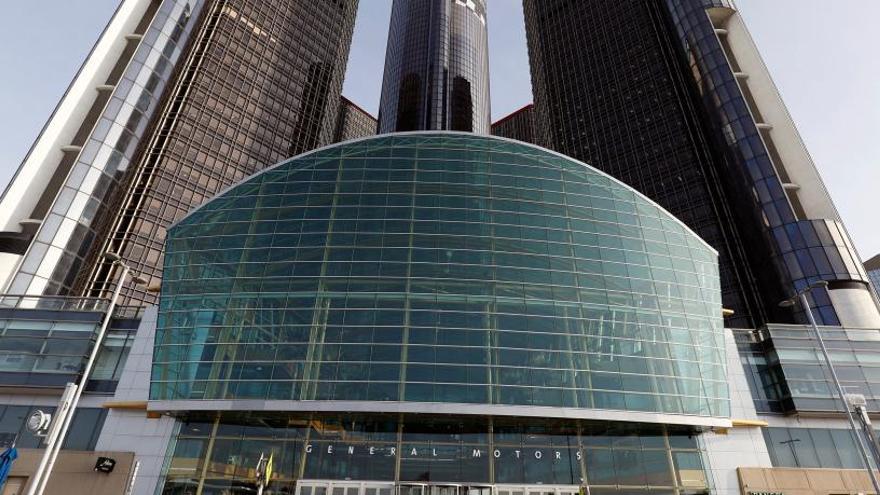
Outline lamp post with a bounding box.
[25,252,146,495]
[779,280,880,494]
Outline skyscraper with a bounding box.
[333,96,378,142]
[377,0,490,134]
[0,0,359,307]
[523,0,879,328]
[491,103,536,145]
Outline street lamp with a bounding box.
[779,280,880,494]
[25,252,146,495]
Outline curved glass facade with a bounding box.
[154,133,727,418]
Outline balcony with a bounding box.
[0,295,141,393]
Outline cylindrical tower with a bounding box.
[377,0,490,134]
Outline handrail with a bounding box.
[0,294,145,319]
[0,294,109,312]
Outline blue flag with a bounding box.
[0,447,18,490]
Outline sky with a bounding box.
[0,1,877,259]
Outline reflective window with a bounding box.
[163,414,706,489]
[763,427,864,469]
[0,405,106,450]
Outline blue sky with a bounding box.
[1,1,878,260]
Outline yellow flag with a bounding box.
[264,453,274,484]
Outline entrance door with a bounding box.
[297,481,328,495]
[297,481,396,495]
[399,483,427,495]
[462,486,492,495]
[527,487,579,495]
[365,486,394,495]
[331,483,363,495]
[497,486,578,495]
[430,485,461,495]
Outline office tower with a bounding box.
[491,103,536,144]
[377,0,490,133]
[523,0,879,328]
[0,0,359,307]
[333,96,378,142]
[154,132,727,492]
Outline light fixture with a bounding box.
[26,410,51,436]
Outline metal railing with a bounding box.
[0,295,109,312]
[0,294,145,319]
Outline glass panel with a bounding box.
[672,452,706,488]
[156,135,726,417]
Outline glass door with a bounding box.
[430,486,461,495]
[298,481,396,495]
[463,485,492,495]
[296,481,330,495]
[365,485,395,495]
[399,483,427,495]
[331,484,363,495]
[497,486,578,495]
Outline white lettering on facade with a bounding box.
[300,444,626,466]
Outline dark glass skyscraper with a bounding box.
[377,0,490,134]
[0,0,359,307]
[523,0,879,328]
